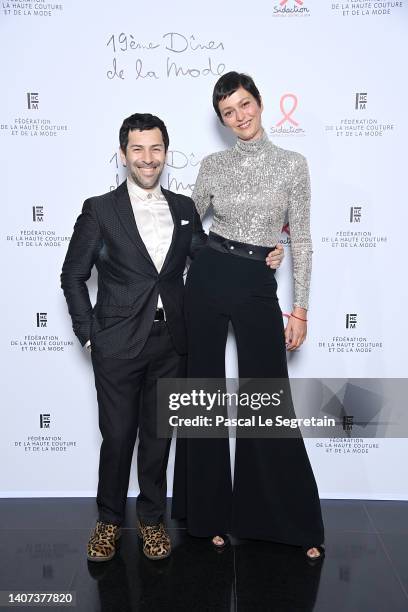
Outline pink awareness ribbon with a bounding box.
[276,94,299,127]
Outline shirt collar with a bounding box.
[127,177,163,202]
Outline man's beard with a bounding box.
[129,165,160,190]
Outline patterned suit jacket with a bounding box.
[61,180,207,358]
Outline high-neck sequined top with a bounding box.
[192,130,312,310]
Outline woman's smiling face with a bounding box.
[218,86,264,141]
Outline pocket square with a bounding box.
[181,219,189,226]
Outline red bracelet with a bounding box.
[290,313,307,322]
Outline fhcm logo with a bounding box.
[27,93,39,110]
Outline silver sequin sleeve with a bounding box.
[287,154,312,310]
[191,155,213,220]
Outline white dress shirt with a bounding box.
[127,178,174,309]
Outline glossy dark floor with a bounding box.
[0,499,407,611]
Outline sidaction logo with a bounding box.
[277,94,299,127]
[273,0,310,16]
[270,94,306,137]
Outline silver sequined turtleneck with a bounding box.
[192,130,312,310]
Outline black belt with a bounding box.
[154,307,165,322]
[208,232,275,262]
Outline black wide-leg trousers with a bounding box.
[172,247,324,547]
[92,321,184,526]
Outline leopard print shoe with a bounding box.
[87,520,121,562]
[138,521,171,560]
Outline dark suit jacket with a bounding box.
[61,180,207,358]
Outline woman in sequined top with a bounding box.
[172,72,325,562]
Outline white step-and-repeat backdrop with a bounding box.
[1,1,407,498]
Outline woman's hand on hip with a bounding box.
[265,244,284,269]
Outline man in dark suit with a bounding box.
[61,113,284,562]
[61,113,210,562]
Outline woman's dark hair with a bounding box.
[119,113,169,152]
[212,72,262,123]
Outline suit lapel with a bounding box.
[160,187,179,272]
[113,181,180,273]
[113,181,155,267]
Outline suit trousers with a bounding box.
[172,246,324,547]
[92,321,184,526]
